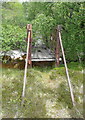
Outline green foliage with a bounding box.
[2,2,27,27]
[67,62,84,70]
[1,2,84,61]
[2,24,26,51]
[32,13,55,47]
[2,2,28,52]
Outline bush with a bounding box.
[2,24,26,52]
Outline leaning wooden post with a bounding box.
[58,25,75,107]
[21,24,31,105]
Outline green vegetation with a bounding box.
[1,1,84,118]
[1,2,85,61]
[1,62,83,118]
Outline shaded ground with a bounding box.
[0,62,84,118]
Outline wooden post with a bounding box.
[21,24,32,106]
[27,24,32,67]
[55,26,61,66]
[58,25,75,107]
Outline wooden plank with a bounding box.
[58,25,75,107]
[21,26,31,106]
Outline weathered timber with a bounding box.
[58,25,75,107]
[55,26,61,66]
[27,24,32,67]
[22,24,32,106]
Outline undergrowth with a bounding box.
[1,62,84,118]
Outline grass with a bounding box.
[1,62,84,118]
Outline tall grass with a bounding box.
[1,62,84,118]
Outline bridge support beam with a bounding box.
[55,25,61,66]
[26,24,32,68]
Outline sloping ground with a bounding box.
[1,64,84,118]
